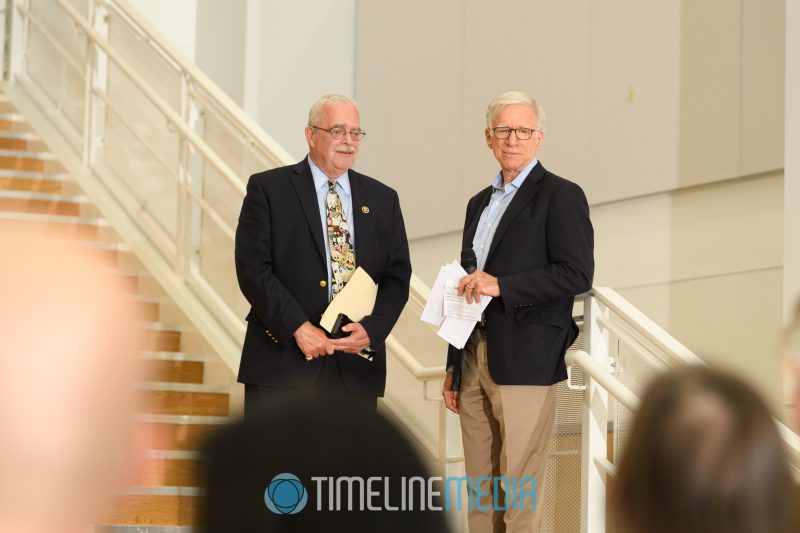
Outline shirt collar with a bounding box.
[308,155,352,197]
[492,158,538,192]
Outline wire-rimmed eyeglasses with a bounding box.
[311,125,367,141]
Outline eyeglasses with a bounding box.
[311,125,367,141]
[491,127,540,140]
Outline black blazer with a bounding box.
[447,162,594,388]
[235,158,411,396]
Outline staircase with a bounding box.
[0,96,232,531]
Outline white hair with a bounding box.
[485,91,546,132]
[308,94,359,125]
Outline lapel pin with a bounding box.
[361,206,370,214]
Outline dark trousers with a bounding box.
[243,353,377,418]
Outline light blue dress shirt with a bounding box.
[308,155,355,297]
[472,159,538,270]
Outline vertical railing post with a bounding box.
[82,0,107,167]
[441,406,468,533]
[175,70,191,275]
[176,72,204,281]
[580,294,610,533]
[80,0,95,165]
[1,0,10,80]
[5,0,29,81]
[438,399,448,477]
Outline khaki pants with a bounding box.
[459,332,556,533]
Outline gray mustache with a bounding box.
[335,146,356,154]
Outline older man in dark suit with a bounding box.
[235,94,411,412]
[443,91,594,532]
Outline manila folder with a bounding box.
[320,267,378,333]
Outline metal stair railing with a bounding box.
[0,0,433,378]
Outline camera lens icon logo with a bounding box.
[264,473,308,514]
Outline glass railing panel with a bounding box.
[98,61,180,245]
[195,162,241,232]
[106,6,181,114]
[31,0,86,63]
[62,0,88,19]
[194,84,284,178]
[195,211,249,320]
[26,0,86,137]
[191,157,248,320]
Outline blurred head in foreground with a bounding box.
[200,387,449,532]
[0,231,140,532]
[609,366,797,533]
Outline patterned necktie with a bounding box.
[326,179,356,298]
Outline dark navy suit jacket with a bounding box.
[235,158,411,396]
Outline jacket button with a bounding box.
[320,280,327,287]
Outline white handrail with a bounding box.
[49,0,248,197]
[386,335,446,381]
[566,349,640,411]
[105,0,294,166]
[590,286,705,366]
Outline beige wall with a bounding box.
[355,0,784,240]
[785,0,800,321]
[367,1,788,412]
[591,173,784,409]
[678,0,785,185]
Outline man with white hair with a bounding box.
[235,94,411,412]
[443,91,594,531]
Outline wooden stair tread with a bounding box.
[140,389,229,417]
[101,491,199,527]
[0,195,80,215]
[143,359,204,384]
[0,175,62,192]
[138,415,229,452]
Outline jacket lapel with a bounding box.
[289,159,326,264]
[485,163,545,262]
[349,172,374,272]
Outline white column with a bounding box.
[786,0,800,321]
[242,0,262,120]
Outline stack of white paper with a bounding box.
[420,261,492,349]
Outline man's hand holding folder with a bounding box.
[320,267,378,361]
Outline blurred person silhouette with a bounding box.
[199,387,450,532]
[0,231,141,532]
[782,300,800,430]
[609,366,798,533]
